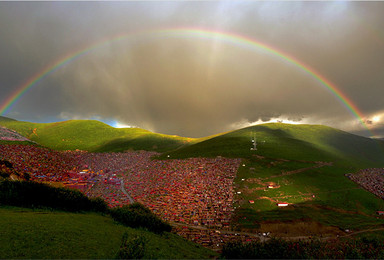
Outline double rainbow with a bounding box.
[0,27,368,129]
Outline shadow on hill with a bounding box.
[0,180,108,213]
[93,135,191,153]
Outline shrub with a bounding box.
[0,179,108,213]
[0,170,9,179]
[220,237,384,259]
[110,203,172,234]
[116,233,147,259]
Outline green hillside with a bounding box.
[0,119,196,153]
[0,207,216,259]
[159,123,384,235]
[163,123,384,167]
[232,156,384,233]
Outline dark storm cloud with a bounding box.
[1,1,384,137]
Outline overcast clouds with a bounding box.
[0,1,384,137]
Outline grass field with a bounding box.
[231,155,384,235]
[0,206,216,259]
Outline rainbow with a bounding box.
[0,27,369,129]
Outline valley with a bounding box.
[1,118,384,257]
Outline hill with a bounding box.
[0,206,216,259]
[3,119,382,165]
[0,119,197,153]
[162,123,384,167]
[158,123,384,235]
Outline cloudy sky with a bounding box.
[0,1,384,138]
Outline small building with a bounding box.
[377,211,384,215]
[249,200,255,204]
[277,203,289,207]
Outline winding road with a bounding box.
[120,178,135,204]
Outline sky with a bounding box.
[0,1,384,138]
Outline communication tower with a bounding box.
[250,131,257,151]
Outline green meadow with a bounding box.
[163,123,384,234]
[232,155,384,233]
[0,206,216,259]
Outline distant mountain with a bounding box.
[0,119,196,153]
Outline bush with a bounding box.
[116,233,147,259]
[0,171,9,179]
[0,179,108,213]
[110,203,172,234]
[220,237,384,259]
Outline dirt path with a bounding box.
[340,227,384,238]
[266,187,362,201]
[170,221,269,242]
[120,178,135,204]
[171,220,384,244]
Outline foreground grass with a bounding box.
[0,207,216,259]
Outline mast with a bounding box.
[251,131,257,150]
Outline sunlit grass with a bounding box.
[0,119,196,153]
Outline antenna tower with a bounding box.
[251,131,257,151]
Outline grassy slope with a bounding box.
[0,206,216,259]
[0,119,197,153]
[163,123,384,166]
[232,156,384,233]
[163,123,384,233]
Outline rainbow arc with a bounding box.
[0,27,370,131]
